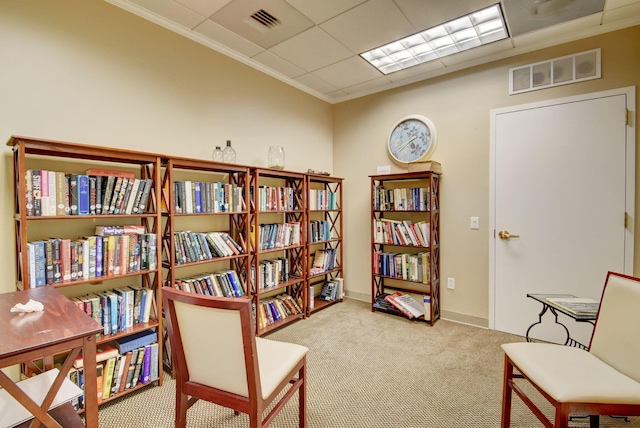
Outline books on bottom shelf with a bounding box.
[318,278,344,302]
[68,342,160,409]
[384,292,425,319]
[255,294,304,330]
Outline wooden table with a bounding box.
[0,287,103,428]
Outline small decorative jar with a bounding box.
[268,146,285,170]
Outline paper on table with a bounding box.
[10,299,44,313]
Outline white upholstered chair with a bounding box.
[163,287,308,428]
[501,271,640,427]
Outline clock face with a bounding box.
[387,115,437,164]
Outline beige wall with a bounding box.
[0,0,333,294]
[1,0,639,329]
[334,26,640,326]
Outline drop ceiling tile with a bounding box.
[511,14,603,48]
[284,0,366,24]
[394,0,496,32]
[605,0,640,9]
[269,27,353,72]
[320,0,415,53]
[174,0,231,17]
[439,39,513,66]
[385,59,446,82]
[503,0,605,37]
[312,56,382,89]
[603,1,640,23]
[252,50,306,78]
[294,73,338,94]
[126,0,205,29]
[210,0,314,49]
[326,89,350,99]
[342,76,392,95]
[194,19,264,57]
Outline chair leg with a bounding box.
[175,384,188,428]
[299,364,307,428]
[501,356,513,428]
[589,415,600,428]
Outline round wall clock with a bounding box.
[387,115,437,165]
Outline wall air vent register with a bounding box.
[509,48,601,95]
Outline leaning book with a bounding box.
[547,297,599,315]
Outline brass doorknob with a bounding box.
[498,230,520,240]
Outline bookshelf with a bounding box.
[159,156,250,366]
[370,171,440,325]
[7,135,164,410]
[249,168,307,336]
[306,174,344,315]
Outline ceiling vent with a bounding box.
[251,9,281,29]
[509,49,601,95]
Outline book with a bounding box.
[102,356,117,400]
[394,293,426,318]
[118,351,133,393]
[95,225,145,236]
[547,297,599,315]
[384,292,415,318]
[86,167,135,179]
[140,344,152,384]
[408,160,442,173]
[74,343,119,369]
[78,174,90,215]
[131,346,146,388]
[114,329,158,354]
[124,349,139,390]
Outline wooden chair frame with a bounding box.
[501,272,640,428]
[163,287,306,428]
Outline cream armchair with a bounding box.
[501,271,640,427]
[163,287,308,428]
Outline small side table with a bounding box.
[526,293,597,350]
[0,287,103,428]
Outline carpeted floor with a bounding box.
[96,298,640,427]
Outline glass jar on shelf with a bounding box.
[222,140,236,163]
[212,146,224,162]
[268,146,285,170]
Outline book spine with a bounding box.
[25,170,34,216]
[56,171,66,216]
[88,176,97,215]
[32,170,42,216]
[137,179,153,214]
[69,174,78,215]
[140,344,152,384]
[78,174,90,215]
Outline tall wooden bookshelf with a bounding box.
[306,174,344,314]
[159,157,250,367]
[370,171,440,325]
[249,168,307,336]
[7,135,164,410]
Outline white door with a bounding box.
[489,88,635,344]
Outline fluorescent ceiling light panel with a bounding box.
[360,4,508,75]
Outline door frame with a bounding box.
[488,86,636,330]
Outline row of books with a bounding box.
[310,248,337,275]
[26,233,157,288]
[173,231,243,265]
[373,219,430,247]
[373,251,430,283]
[24,168,153,217]
[308,189,338,211]
[253,185,296,212]
[250,257,290,289]
[257,222,301,250]
[170,269,245,297]
[69,339,159,409]
[309,220,332,243]
[173,180,244,214]
[71,286,155,337]
[372,185,430,211]
[255,294,304,330]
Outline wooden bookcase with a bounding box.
[306,174,344,315]
[370,171,440,325]
[7,135,164,409]
[248,168,307,336]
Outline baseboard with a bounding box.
[345,290,489,329]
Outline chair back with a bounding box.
[589,272,640,383]
[163,287,259,399]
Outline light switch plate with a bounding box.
[470,217,479,230]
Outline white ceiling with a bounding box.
[105,0,640,104]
